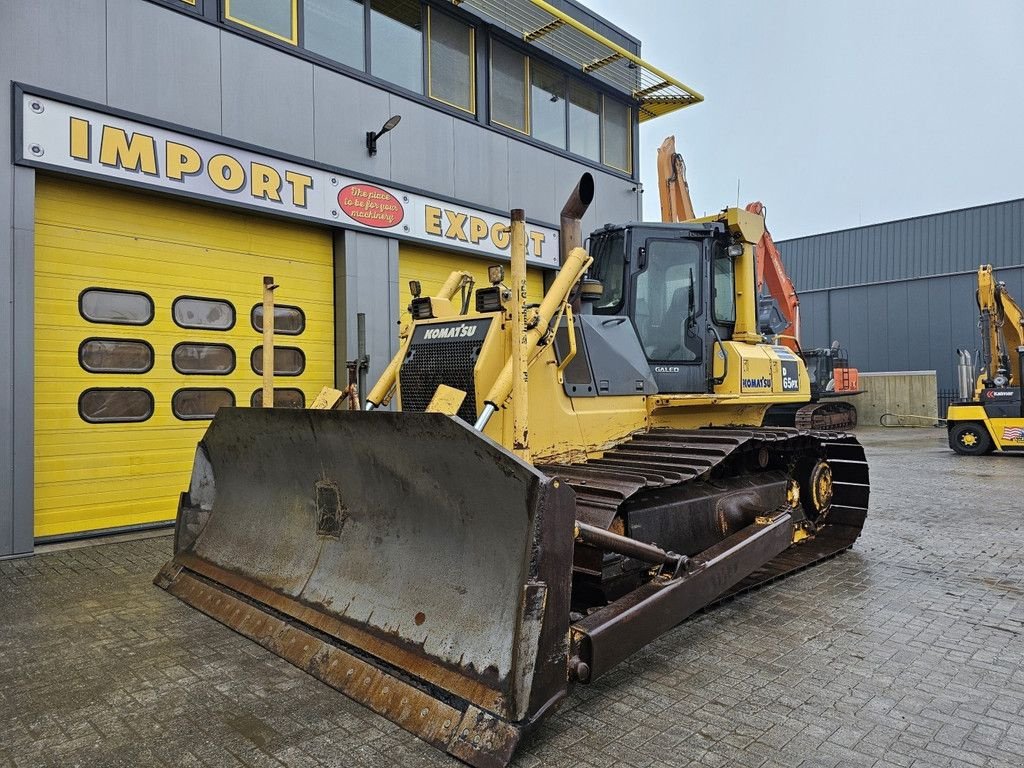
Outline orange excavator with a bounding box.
[656,136,860,429]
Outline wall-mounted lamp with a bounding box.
[366,115,402,157]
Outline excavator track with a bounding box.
[542,427,869,601]
[763,401,858,431]
[794,401,858,430]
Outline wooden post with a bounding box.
[509,209,530,462]
[262,275,278,408]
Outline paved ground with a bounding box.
[2,427,1024,768]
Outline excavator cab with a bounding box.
[585,223,739,394]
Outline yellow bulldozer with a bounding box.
[155,174,869,767]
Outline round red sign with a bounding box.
[337,184,404,228]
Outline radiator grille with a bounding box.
[399,339,480,423]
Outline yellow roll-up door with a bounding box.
[398,243,545,311]
[34,176,334,538]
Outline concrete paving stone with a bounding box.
[3,429,1024,766]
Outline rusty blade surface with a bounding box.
[162,408,567,723]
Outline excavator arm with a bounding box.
[744,202,800,354]
[656,136,696,223]
[977,265,1024,390]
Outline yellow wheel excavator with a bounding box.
[947,265,1024,455]
[156,174,869,768]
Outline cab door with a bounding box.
[632,236,707,394]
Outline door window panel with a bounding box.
[428,8,474,112]
[173,296,235,330]
[172,388,235,420]
[304,0,365,69]
[79,289,153,326]
[569,82,600,162]
[370,0,423,93]
[79,339,154,374]
[251,304,306,335]
[490,41,527,133]
[530,61,566,149]
[172,343,236,375]
[79,388,154,423]
[250,346,306,376]
[634,240,702,362]
[251,388,306,408]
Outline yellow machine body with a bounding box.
[157,180,869,768]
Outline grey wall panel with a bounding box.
[11,226,34,555]
[387,96,455,198]
[0,45,12,555]
[7,0,106,101]
[453,120,509,214]
[343,230,397,397]
[781,197,1024,292]
[106,0,221,134]
[883,282,910,374]
[313,66,393,179]
[925,278,953,388]
[843,286,871,372]
[508,141,556,226]
[797,291,829,350]
[220,31,315,157]
[905,279,932,373]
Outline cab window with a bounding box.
[589,230,626,314]
[712,242,736,325]
[634,239,702,362]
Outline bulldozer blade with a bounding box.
[155,408,576,768]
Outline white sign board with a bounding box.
[17,92,559,268]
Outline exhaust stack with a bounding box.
[956,348,974,401]
[560,173,595,267]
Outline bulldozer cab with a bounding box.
[587,222,736,394]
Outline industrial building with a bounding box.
[0,0,701,557]
[779,197,1024,396]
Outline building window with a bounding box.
[251,388,306,408]
[530,61,566,149]
[79,388,155,423]
[603,96,631,173]
[172,296,236,331]
[250,346,306,376]
[79,289,154,326]
[569,82,600,162]
[172,343,237,375]
[251,304,306,335]
[490,41,528,134]
[225,0,298,44]
[427,8,475,113]
[79,339,154,374]
[304,0,365,70]
[370,0,422,93]
[172,388,236,420]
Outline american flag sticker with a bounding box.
[1003,426,1024,441]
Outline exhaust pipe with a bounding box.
[956,348,974,401]
[560,173,595,267]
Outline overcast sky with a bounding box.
[582,0,1024,240]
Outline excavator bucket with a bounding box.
[155,408,576,768]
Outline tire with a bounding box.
[949,422,992,456]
